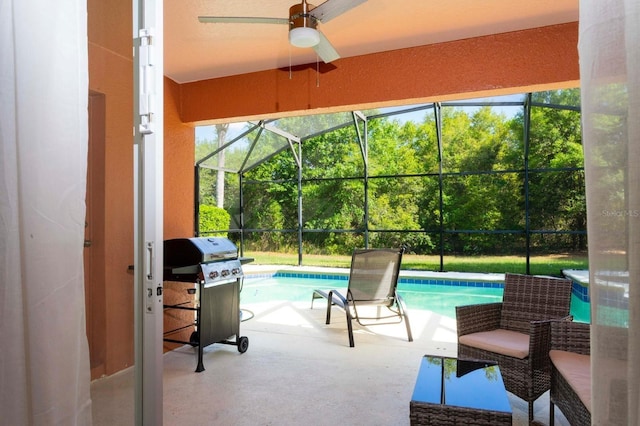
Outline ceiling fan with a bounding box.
[198,0,368,63]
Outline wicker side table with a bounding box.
[410,356,512,425]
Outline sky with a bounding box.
[196,122,248,143]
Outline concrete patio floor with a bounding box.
[91,299,570,425]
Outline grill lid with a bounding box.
[164,237,238,267]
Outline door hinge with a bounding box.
[137,28,155,135]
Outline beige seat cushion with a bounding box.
[459,328,529,359]
[550,350,591,412]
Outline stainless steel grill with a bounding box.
[164,237,243,283]
[163,237,249,372]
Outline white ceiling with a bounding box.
[164,0,579,84]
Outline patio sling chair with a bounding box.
[455,273,572,423]
[310,247,413,347]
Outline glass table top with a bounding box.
[411,355,512,413]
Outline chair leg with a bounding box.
[396,296,413,342]
[528,400,534,423]
[549,400,555,426]
[345,308,354,347]
[403,311,413,342]
[310,291,319,309]
[325,293,333,325]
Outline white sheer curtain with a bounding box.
[580,0,639,424]
[0,0,91,424]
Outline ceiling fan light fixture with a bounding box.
[289,26,320,48]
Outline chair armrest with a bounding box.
[551,320,591,355]
[327,289,348,308]
[456,302,502,337]
[528,316,574,367]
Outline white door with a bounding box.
[133,0,164,423]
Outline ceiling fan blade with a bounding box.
[310,0,367,23]
[313,30,340,63]
[198,16,289,25]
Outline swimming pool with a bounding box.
[241,274,591,323]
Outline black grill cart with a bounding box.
[163,237,249,372]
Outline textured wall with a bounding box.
[163,78,196,352]
[88,0,195,376]
[88,0,135,375]
[179,23,579,124]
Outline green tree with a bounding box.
[527,90,585,251]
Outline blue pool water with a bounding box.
[241,275,591,323]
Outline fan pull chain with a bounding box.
[289,47,292,80]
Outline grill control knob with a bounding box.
[209,271,219,280]
[232,268,240,275]
[221,269,230,277]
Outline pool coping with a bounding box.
[562,269,590,302]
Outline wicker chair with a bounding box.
[456,273,572,423]
[310,247,412,347]
[550,321,628,426]
[549,321,591,426]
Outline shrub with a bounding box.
[199,204,230,236]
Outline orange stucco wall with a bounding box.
[88,0,195,376]
[88,0,135,375]
[164,78,196,239]
[179,22,579,125]
[163,79,197,352]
